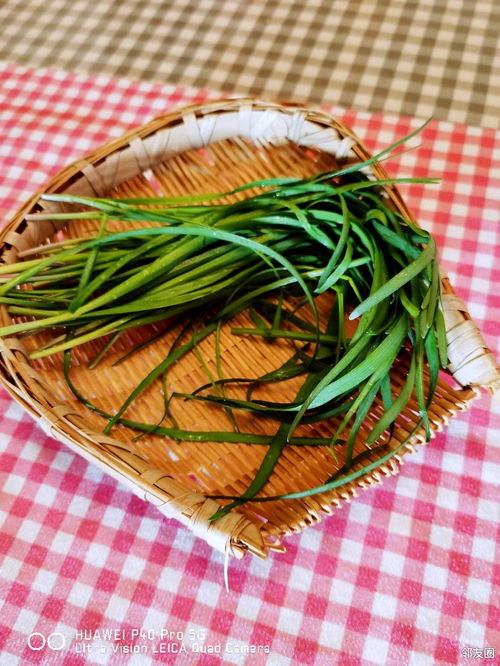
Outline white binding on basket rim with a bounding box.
[35,106,361,205]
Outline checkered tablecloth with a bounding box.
[0,62,499,666]
[0,0,499,129]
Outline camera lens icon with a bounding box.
[28,632,66,651]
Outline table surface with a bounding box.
[0,62,499,666]
[0,0,499,129]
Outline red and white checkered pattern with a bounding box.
[0,62,498,666]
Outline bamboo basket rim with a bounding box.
[0,98,498,559]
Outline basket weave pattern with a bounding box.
[1,100,498,558]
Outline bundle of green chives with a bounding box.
[0,133,447,520]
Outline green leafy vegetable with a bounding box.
[0,125,447,519]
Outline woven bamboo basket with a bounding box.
[1,99,498,559]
